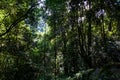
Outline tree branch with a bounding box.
[0,3,38,37]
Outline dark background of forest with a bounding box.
[0,0,120,80]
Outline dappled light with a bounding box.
[0,0,120,80]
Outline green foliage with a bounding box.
[0,0,120,80]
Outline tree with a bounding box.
[0,0,41,80]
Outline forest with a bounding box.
[0,0,120,80]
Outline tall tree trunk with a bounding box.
[69,0,80,73]
[62,32,69,75]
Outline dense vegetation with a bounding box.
[0,0,120,80]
